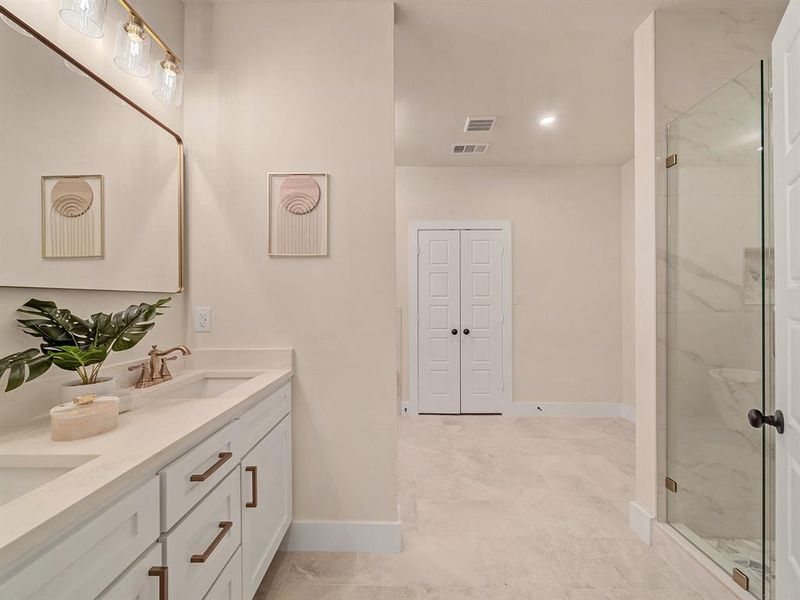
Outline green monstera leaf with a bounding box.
[49,346,108,372]
[0,348,53,392]
[90,297,171,352]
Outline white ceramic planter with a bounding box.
[59,377,117,405]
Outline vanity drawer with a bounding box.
[163,468,241,600]
[237,382,291,453]
[160,419,242,531]
[98,542,166,600]
[204,548,242,600]
[0,477,159,600]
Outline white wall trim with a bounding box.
[628,500,655,545]
[621,403,636,423]
[408,220,513,415]
[505,402,623,417]
[280,520,401,554]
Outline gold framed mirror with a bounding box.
[0,7,184,293]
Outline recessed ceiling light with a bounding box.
[539,115,557,127]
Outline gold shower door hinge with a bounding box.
[732,568,749,591]
[666,154,678,168]
[664,477,678,493]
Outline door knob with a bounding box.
[463,328,470,335]
[748,408,785,434]
[451,329,458,335]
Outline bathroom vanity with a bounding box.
[0,357,293,600]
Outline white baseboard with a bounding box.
[280,520,401,554]
[505,402,623,417]
[628,500,654,544]
[621,403,636,423]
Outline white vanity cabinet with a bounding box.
[240,415,292,599]
[0,379,292,600]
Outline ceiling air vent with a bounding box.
[464,116,496,132]
[451,143,490,155]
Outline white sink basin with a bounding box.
[0,454,98,505]
[133,374,257,401]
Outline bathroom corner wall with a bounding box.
[183,0,398,529]
[0,0,187,424]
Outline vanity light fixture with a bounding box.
[59,0,108,38]
[539,115,557,127]
[153,54,184,106]
[113,16,151,77]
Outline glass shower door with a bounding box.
[665,61,772,598]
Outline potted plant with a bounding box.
[0,297,170,399]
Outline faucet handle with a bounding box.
[159,356,178,379]
[128,362,151,387]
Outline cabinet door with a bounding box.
[241,415,292,600]
[203,548,242,600]
[98,543,166,600]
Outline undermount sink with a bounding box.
[135,374,256,401]
[0,454,98,505]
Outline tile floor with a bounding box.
[256,416,709,599]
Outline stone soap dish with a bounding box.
[50,395,120,442]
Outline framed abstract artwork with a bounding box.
[41,175,104,259]
[268,172,328,256]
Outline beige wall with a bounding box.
[0,0,187,419]
[620,158,635,416]
[183,1,397,524]
[396,166,622,408]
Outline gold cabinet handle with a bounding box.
[148,566,168,600]
[190,521,233,563]
[245,465,258,508]
[190,452,233,482]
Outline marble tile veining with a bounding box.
[256,416,712,600]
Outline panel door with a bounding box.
[773,1,800,597]
[460,230,504,414]
[241,415,292,600]
[418,230,461,414]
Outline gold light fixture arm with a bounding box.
[113,0,181,63]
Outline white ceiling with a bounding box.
[394,0,788,167]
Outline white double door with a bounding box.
[417,229,505,414]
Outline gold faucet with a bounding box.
[128,344,192,388]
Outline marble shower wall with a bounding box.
[654,8,785,542]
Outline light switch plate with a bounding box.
[513,292,523,305]
[194,307,211,332]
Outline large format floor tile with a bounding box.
[257,416,708,599]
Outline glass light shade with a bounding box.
[113,19,151,77]
[59,0,107,38]
[153,57,184,106]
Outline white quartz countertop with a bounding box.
[0,366,292,574]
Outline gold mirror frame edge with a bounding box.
[0,6,185,294]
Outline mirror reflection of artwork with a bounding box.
[744,247,774,305]
[42,175,104,258]
[268,173,328,256]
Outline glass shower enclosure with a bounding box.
[665,61,773,598]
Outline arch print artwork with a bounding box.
[41,175,104,259]
[268,173,328,256]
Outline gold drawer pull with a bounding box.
[245,465,258,508]
[189,452,233,482]
[190,521,233,563]
[148,566,168,600]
